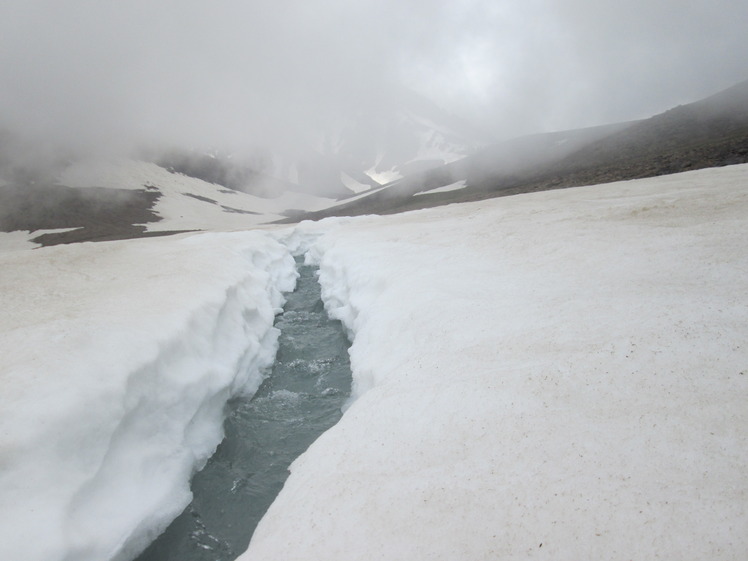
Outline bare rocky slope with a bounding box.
[295,79,748,220]
[2,80,747,243]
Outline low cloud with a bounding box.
[1,0,746,159]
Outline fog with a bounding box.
[1,0,747,160]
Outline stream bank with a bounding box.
[136,256,351,561]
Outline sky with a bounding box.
[0,0,746,159]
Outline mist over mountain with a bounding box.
[293,79,748,220]
[2,0,747,163]
[2,1,748,245]
[3,78,748,246]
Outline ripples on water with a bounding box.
[136,257,352,561]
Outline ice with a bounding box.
[0,230,296,561]
[413,179,467,196]
[243,164,748,560]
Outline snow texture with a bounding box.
[364,155,403,185]
[0,231,296,561]
[59,158,336,231]
[245,164,748,560]
[413,179,468,196]
[0,229,42,252]
[339,172,371,194]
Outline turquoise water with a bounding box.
[136,258,351,561]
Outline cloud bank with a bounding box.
[1,0,746,157]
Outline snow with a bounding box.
[0,227,86,251]
[339,171,371,194]
[0,230,297,561]
[244,164,748,560]
[59,158,336,230]
[364,151,403,185]
[319,184,390,210]
[413,179,467,196]
[0,230,41,251]
[3,161,748,561]
[364,166,402,185]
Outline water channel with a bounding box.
[137,257,352,561]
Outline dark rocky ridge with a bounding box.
[290,79,748,220]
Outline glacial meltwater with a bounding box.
[136,258,351,561]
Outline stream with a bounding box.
[136,257,352,561]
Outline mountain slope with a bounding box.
[293,79,748,220]
[287,89,493,194]
[0,158,336,247]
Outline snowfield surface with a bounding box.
[340,171,371,194]
[0,229,45,251]
[2,163,747,561]
[245,164,748,560]
[413,179,468,196]
[364,156,403,185]
[0,231,296,561]
[60,158,336,231]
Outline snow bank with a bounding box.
[0,231,296,561]
[244,164,748,560]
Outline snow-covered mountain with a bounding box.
[143,91,492,203]
[0,155,340,248]
[0,89,494,247]
[4,81,748,246]
[295,79,748,220]
[270,89,493,197]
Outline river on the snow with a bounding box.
[136,257,352,561]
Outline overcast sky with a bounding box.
[1,0,746,157]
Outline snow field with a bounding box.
[413,179,468,196]
[244,164,748,560]
[59,158,336,231]
[0,231,297,561]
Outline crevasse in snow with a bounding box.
[0,231,296,561]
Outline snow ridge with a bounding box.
[0,231,296,561]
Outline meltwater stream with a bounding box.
[137,258,351,561]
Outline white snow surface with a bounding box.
[0,229,85,252]
[364,155,403,185]
[59,158,335,231]
[413,179,468,196]
[0,231,297,561]
[339,171,371,194]
[245,164,748,560]
[0,230,42,252]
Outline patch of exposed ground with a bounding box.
[0,183,190,246]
